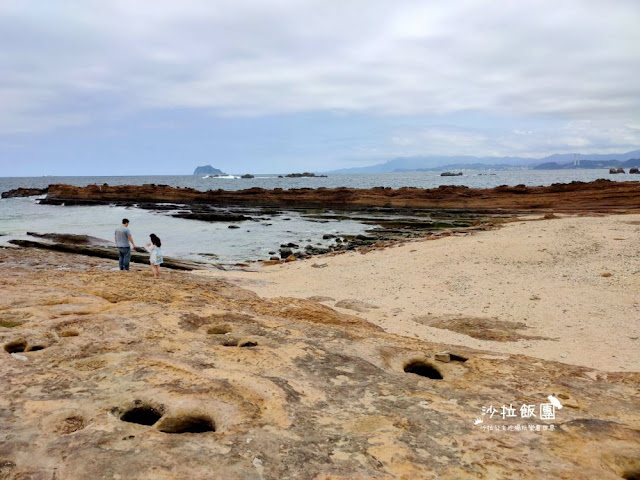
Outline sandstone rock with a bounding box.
[36,180,640,213]
[435,351,451,363]
[1,248,639,479]
[1,187,48,198]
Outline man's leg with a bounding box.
[118,248,125,270]
[123,247,131,270]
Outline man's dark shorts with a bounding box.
[118,247,131,270]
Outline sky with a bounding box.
[0,0,639,176]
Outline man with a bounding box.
[114,218,136,271]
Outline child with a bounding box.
[145,234,163,278]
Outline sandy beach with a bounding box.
[222,213,640,372]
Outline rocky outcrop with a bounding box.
[0,247,639,479]
[630,167,639,174]
[285,172,328,178]
[26,232,111,246]
[171,212,250,222]
[241,174,255,179]
[40,180,640,213]
[1,187,48,198]
[193,165,225,176]
[8,239,209,271]
[440,171,463,176]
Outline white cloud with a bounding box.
[0,0,638,156]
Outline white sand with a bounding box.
[218,214,640,372]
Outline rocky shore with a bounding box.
[30,179,640,212]
[0,246,639,479]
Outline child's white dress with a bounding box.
[146,244,163,265]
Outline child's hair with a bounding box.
[150,233,161,247]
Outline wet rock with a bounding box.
[8,239,210,271]
[38,180,640,212]
[172,212,250,222]
[279,248,293,258]
[1,187,48,198]
[241,174,255,179]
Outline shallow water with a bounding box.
[0,170,636,263]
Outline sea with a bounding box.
[0,170,636,264]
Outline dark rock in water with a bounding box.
[228,225,240,229]
[615,167,625,174]
[440,172,463,176]
[8,240,210,271]
[322,234,336,239]
[193,165,224,176]
[2,187,49,198]
[26,232,110,246]
[609,168,617,174]
[281,243,299,248]
[285,172,328,178]
[241,174,255,179]
[172,212,250,222]
[279,248,293,259]
[630,167,639,174]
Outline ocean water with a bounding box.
[0,170,636,263]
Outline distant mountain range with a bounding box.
[326,149,640,173]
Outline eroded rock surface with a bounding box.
[0,248,638,479]
[39,179,640,213]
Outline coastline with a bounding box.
[221,213,640,372]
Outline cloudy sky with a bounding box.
[1,0,639,175]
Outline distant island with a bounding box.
[193,165,225,176]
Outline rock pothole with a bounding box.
[4,340,27,354]
[157,414,216,434]
[404,360,443,380]
[622,469,640,480]
[26,344,46,352]
[449,354,468,363]
[239,340,258,348]
[119,402,164,426]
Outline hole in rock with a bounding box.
[158,415,216,434]
[623,470,640,480]
[404,360,443,379]
[120,405,164,426]
[239,340,258,348]
[4,340,27,354]
[26,345,46,352]
[449,354,468,362]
